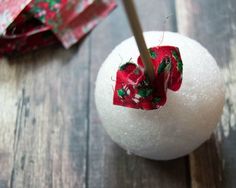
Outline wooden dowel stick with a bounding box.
[122,0,155,82]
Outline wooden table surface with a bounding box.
[0,0,236,187]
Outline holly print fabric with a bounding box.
[0,0,116,56]
[29,0,116,48]
[113,46,183,110]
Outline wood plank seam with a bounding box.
[85,36,92,188]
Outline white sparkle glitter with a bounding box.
[95,31,225,160]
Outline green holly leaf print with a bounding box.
[149,48,157,59]
[117,89,126,97]
[172,50,179,61]
[177,60,183,73]
[152,97,161,103]
[32,6,42,13]
[158,58,171,74]
[119,62,134,71]
[158,61,166,74]
[39,15,46,22]
[172,50,183,73]
[138,88,153,97]
[119,64,127,71]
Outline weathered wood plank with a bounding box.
[189,135,223,188]
[0,40,90,187]
[176,0,236,187]
[88,0,189,188]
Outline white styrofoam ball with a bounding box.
[95,31,225,160]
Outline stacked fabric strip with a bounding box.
[0,0,116,56]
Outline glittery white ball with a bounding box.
[95,31,225,160]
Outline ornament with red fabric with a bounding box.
[113,46,183,110]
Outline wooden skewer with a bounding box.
[122,0,155,82]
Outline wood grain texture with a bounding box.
[88,0,189,188]
[176,0,236,187]
[189,136,223,188]
[0,40,90,188]
[1,0,236,188]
